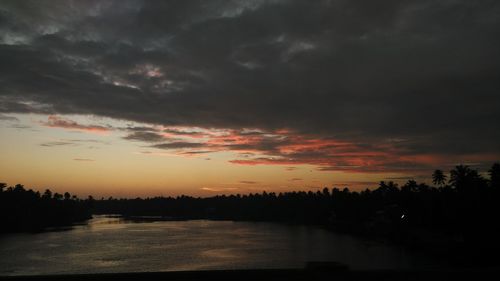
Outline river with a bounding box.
[0,215,443,275]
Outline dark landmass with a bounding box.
[0,184,91,233]
[2,163,500,267]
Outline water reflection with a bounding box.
[0,215,445,276]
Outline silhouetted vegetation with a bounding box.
[90,163,500,265]
[0,184,92,233]
[2,163,500,265]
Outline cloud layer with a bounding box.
[1,0,500,172]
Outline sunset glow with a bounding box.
[1,113,497,198]
[1,0,499,198]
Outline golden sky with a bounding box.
[0,113,420,198]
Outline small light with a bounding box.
[401,214,405,219]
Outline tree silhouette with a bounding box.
[322,187,330,197]
[432,169,447,187]
[42,189,52,199]
[401,179,418,193]
[375,181,399,195]
[489,163,500,189]
[449,165,483,192]
[14,184,25,192]
[0,184,91,233]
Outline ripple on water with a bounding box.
[0,217,448,275]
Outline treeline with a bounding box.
[93,164,500,229]
[0,184,92,233]
[2,163,500,261]
[92,163,500,263]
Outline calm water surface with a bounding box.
[0,216,443,275]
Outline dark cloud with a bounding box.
[125,126,158,132]
[331,181,379,188]
[40,138,109,147]
[1,0,500,165]
[66,139,110,145]
[40,141,74,147]
[8,124,32,129]
[163,128,205,136]
[73,158,95,162]
[239,181,258,184]
[179,150,213,155]
[123,131,165,142]
[152,142,205,149]
[384,176,426,180]
[0,114,18,121]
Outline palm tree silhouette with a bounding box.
[432,169,447,187]
[449,165,482,191]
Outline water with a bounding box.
[0,216,441,276]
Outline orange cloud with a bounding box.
[139,126,495,174]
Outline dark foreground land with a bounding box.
[1,266,499,281]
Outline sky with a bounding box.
[1,0,500,197]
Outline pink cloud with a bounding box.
[43,115,109,134]
[138,126,498,174]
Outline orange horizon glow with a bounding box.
[1,113,498,198]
